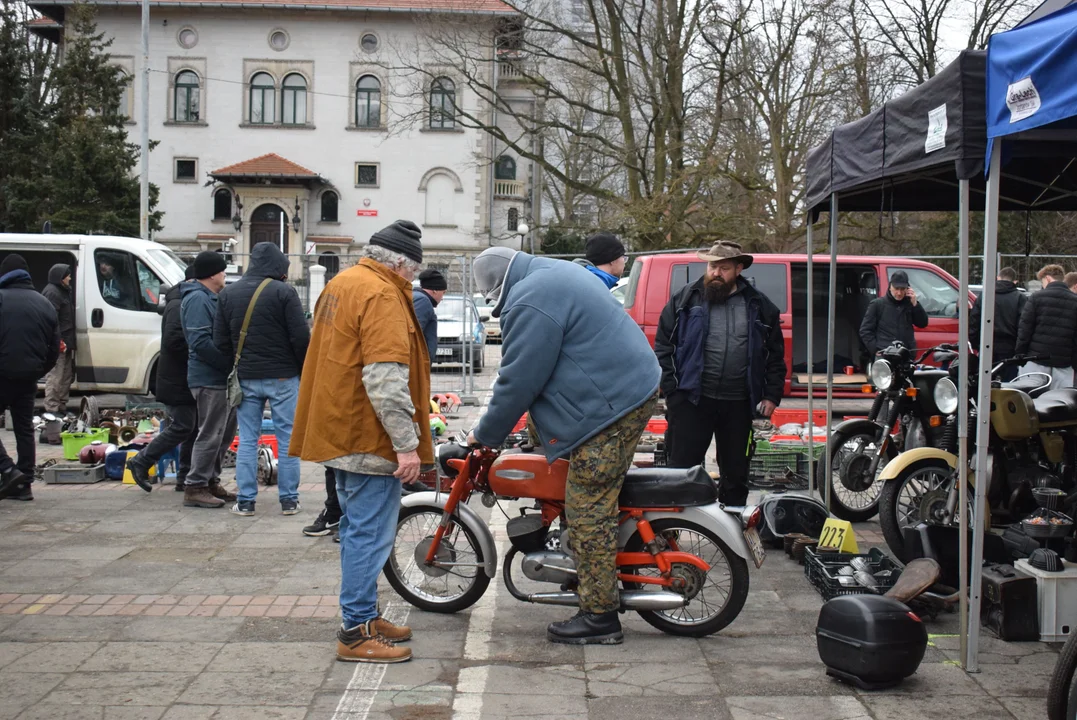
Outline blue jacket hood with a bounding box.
[0,269,32,289]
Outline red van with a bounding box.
[622,253,970,398]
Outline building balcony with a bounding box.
[494,180,525,198]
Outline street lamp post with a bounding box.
[517,223,530,252]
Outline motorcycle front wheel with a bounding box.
[878,459,960,563]
[384,506,491,613]
[621,519,749,637]
[1048,630,1077,719]
[818,428,897,522]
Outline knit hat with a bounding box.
[419,269,448,291]
[192,251,227,280]
[0,253,28,275]
[370,220,423,265]
[585,232,626,266]
[184,264,197,280]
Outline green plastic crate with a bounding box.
[60,429,111,461]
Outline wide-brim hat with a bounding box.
[697,241,753,269]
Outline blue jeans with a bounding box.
[235,376,300,504]
[336,470,401,627]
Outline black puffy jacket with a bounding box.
[858,292,929,355]
[41,264,76,351]
[1016,281,1077,368]
[214,243,310,380]
[155,283,194,406]
[970,280,1027,360]
[0,269,59,381]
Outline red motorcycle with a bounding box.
[384,442,765,637]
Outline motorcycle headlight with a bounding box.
[934,377,959,415]
[871,360,894,390]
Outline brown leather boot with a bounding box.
[208,482,237,502]
[336,621,411,663]
[184,486,226,509]
[374,616,412,642]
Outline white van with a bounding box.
[0,234,188,395]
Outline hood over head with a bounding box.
[48,263,72,286]
[473,246,518,310]
[247,242,290,280]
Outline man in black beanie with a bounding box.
[414,269,446,361]
[369,220,424,265]
[573,232,626,289]
[0,254,60,501]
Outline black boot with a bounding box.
[0,469,30,501]
[4,483,33,502]
[547,610,623,645]
[125,458,154,493]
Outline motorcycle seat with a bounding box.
[1033,389,1077,425]
[619,466,718,508]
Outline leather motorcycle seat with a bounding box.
[1033,389,1077,425]
[619,466,718,508]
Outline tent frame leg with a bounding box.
[824,193,839,511]
[806,217,815,495]
[957,178,971,670]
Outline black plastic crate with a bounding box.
[804,547,902,601]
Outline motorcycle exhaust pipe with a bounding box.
[521,590,689,611]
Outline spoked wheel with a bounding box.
[1048,631,1077,719]
[817,429,895,522]
[622,519,749,637]
[879,460,963,562]
[383,506,490,613]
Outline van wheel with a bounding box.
[147,363,158,397]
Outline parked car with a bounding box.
[0,233,189,396]
[610,277,630,304]
[621,252,973,398]
[435,294,487,370]
[473,293,500,343]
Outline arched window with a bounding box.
[318,251,340,279]
[429,77,456,129]
[174,70,200,122]
[355,75,381,128]
[213,188,232,220]
[320,191,338,222]
[495,155,516,180]
[249,72,275,124]
[507,207,519,232]
[281,73,307,125]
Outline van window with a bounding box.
[670,261,788,312]
[95,250,162,313]
[623,259,643,309]
[887,267,959,318]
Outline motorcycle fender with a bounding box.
[878,448,957,482]
[616,504,751,562]
[831,418,883,442]
[401,492,498,578]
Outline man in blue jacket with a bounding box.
[571,232,626,289]
[179,251,238,509]
[468,248,660,646]
[412,268,446,361]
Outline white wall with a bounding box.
[92,7,501,252]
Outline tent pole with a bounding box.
[968,143,1002,673]
[806,216,815,496]
[957,178,971,670]
[824,193,839,512]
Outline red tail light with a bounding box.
[907,611,922,623]
[746,506,763,529]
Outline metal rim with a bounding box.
[895,464,956,533]
[831,432,886,510]
[390,510,483,605]
[628,526,734,627]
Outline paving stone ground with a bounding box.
[0,349,1060,719]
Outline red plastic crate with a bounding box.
[229,434,279,458]
[770,409,829,428]
[645,417,668,435]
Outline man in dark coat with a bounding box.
[858,270,929,356]
[970,267,1027,381]
[1016,264,1077,390]
[413,268,446,361]
[127,266,201,492]
[214,242,309,516]
[41,264,76,414]
[0,254,59,501]
[654,241,786,507]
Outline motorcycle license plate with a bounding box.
[744,527,766,568]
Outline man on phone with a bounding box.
[858,270,929,357]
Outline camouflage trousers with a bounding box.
[566,395,658,614]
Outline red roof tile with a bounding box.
[36,0,514,13]
[212,154,318,178]
[307,235,354,244]
[28,16,62,27]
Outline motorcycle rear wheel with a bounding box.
[1048,629,1077,719]
[622,519,749,637]
[384,506,491,613]
[818,428,896,522]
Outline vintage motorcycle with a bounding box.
[877,353,1075,561]
[384,441,766,637]
[819,342,957,522]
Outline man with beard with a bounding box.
[654,241,785,506]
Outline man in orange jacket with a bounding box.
[292,220,434,664]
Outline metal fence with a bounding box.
[905,254,1077,286]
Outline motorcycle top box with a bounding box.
[816,594,928,690]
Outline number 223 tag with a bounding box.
[817,518,859,554]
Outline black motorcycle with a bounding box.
[818,342,956,522]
